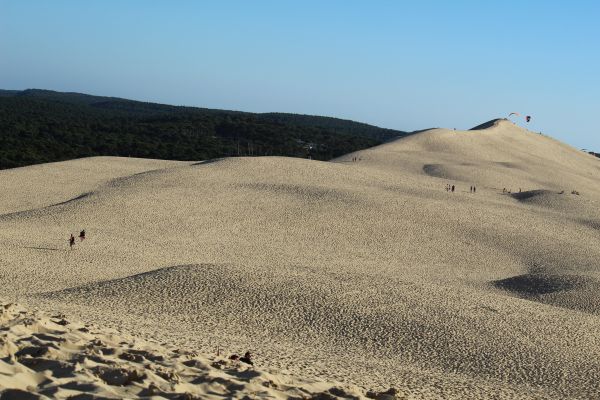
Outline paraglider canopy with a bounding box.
[508,112,520,117]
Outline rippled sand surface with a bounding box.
[2,119,600,399]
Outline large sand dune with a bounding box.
[1,119,600,399]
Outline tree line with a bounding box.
[0,89,406,170]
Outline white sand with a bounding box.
[1,119,600,399]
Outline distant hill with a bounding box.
[0,89,21,97]
[0,89,407,169]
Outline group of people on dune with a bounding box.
[445,184,455,192]
[445,184,477,193]
[69,229,86,249]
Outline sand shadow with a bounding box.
[492,273,582,296]
[192,158,225,166]
[23,246,64,251]
[422,163,445,178]
[19,358,76,378]
[511,189,554,201]
[579,219,600,231]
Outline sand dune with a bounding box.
[0,156,188,215]
[0,301,373,399]
[1,119,600,398]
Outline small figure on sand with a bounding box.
[79,229,86,241]
[69,234,75,249]
[451,185,455,193]
[228,350,253,365]
[470,186,473,193]
[240,351,253,366]
[473,186,476,193]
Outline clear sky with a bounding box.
[1,1,599,150]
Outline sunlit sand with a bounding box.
[2,119,600,399]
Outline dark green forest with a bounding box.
[0,89,407,170]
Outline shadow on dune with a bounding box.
[422,164,449,179]
[0,192,92,221]
[511,189,555,201]
[492,273,582,296]
[23,246,64,251]
[50,192,91,207]
[494,161,519,169]
[470,119,505,130]
[492,272,600,315]
[191,158,226,166]
[511,190,597,216]
[580,219,600,231]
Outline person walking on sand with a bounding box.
[473,186,476,193]
[79,229,86,241]
[451,185,455,193]
[69,234,75,250]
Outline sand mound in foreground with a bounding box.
[0,301,388,400]
[36,262,600,399]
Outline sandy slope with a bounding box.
[0,156,188,215]
[1,119,600,399]
[0,301,373,399]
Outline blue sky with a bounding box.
[1,1,599,149]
